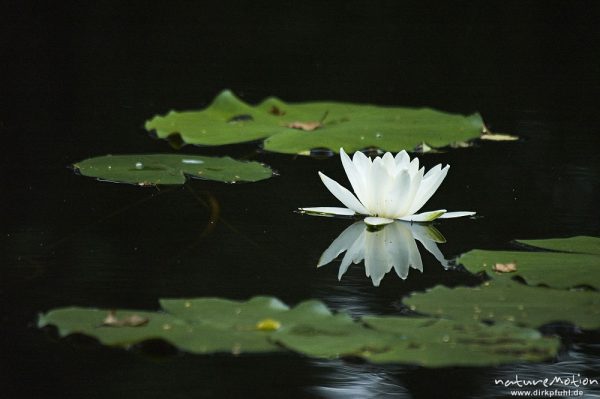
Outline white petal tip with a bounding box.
[299,207,356,217]
[316,171,369,215]
[437,211,476,219]
[364,216,395,226]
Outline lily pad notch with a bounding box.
[72,154,273,186]
[145,90,507,155]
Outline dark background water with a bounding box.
[2,2,600,398]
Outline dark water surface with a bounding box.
[3,2,600,398]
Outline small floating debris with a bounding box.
[480,133,519,141]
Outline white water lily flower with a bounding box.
[301,148,475,226]
[318,220,449,286]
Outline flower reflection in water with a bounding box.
[317,220,449,286]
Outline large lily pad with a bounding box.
[458,236,600,289]
[272,315,557,366]
[72,154,273,185]
[39,300,277,354]
[404,279,600,330]
[39,296,559,366]
[38,297,368,355]
[360,317,559,367]
[145,90,485,155]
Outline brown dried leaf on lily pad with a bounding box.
[284,121,322,131]
[284,111,329,131]
[102,310,149,327]
[493,262,517,273]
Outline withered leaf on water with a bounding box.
[493,262,517,273]
[102,310,149,327]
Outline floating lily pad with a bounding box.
[360,317,559,367]
[404,279,600,330]
[459,236,600,289]
[38,297,368,355]
[518,236,600,256]
[271,316,389,359]
[272,315,557,366]
[39,295,560,366]
[145,90,486,155]
[38,307,281,354]
[72,154,273,185]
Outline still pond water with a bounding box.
[4,97,600,398]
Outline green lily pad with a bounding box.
[72,154,273,185]
[404,279,600,330]
[145,90,485,155]
[271,316,388,359]
[458,236,600,289]
[38,297,371,355]
[360,317,559,367]
[38,306,281,354]
[38,308,187,346]
[272,315,557,366]
[39,295,561,366]
[518,236,600,256]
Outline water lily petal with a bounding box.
[340,148,370,208]
[408,157,420,177]
[395,167,424,217]
[364,216,395,226]
[437,211,476,219]
[318,172,369,215]
[423,163,443,181]
[369,158,393,215]
[352,150,372,177]
[299,207,356,216]
[381,152,396,176]
[398,209,447,222]
[317,222,364,267]
[407,164,449,215]
[385,170,411,218]
[394,150,410,169]
[351,151,374,208]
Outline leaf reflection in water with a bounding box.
[317,221,449,286]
